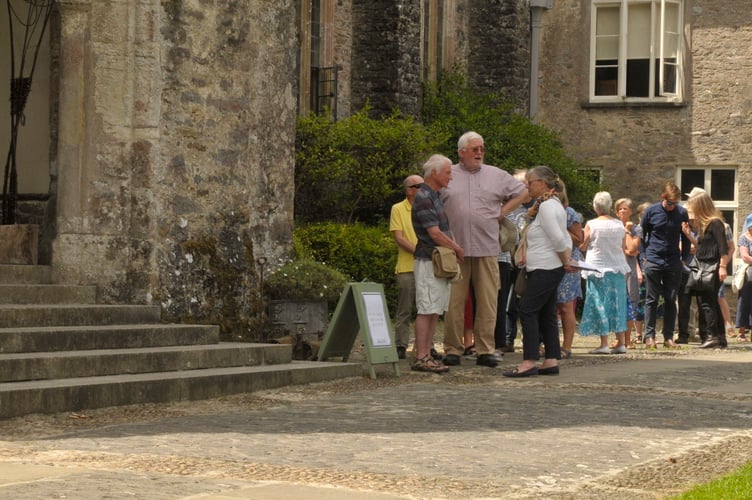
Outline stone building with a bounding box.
[1,1,299,337]
[535,0,752,241]
[2,0,539,337]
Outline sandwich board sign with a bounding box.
[317,282,400,379]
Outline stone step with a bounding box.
[0,304,162,328]
[0,324,220,353]
[0,265,51,284]
[0,284,97,304]
[0,362,361,418]
[0,343,292,382]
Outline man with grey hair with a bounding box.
[410,154,463,373]
[389,174,424,359]
[440,131,529,367]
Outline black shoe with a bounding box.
[502,366,539,378]
[476,354,498,367]
[538,365,560,375]
[396,346,406,359]
[442,354,461,366]
[430,348,443,360]
[676,337,689,345]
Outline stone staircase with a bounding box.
[0,265,360,419]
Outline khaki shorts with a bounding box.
[414,259,450,315]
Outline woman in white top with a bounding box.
[579,192,631,354]
[503,166,573,378]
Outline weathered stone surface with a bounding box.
[48,1,296,339]
[0,224,39,265]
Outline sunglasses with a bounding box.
[407,184,422,189]
[665,200,678,206]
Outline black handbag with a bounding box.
[686,257,718,292]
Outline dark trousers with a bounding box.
[696,274,724,341]
[494,262,513,349]
[644,261,682,342]
[519,267,565,361]
[677,269,705,342]
[506,266,521,344]
[736,281,752,328]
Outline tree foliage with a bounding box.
[422,71,600,216]
[295,107,445,225]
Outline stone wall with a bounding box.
[466,0,531,113]
[536,0,752,230]
[350,0,422,117]
[51,0,297,339]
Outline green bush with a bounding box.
[294,222,398,313]
[422,70,599,216]
[264,258,349,312]
[295,107,445,225]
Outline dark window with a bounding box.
[680,170,705,199]
[710,170,735,202]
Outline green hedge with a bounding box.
[294,222,399,314]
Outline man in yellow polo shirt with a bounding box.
[389,174,424,359]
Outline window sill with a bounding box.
[581,100,687,109]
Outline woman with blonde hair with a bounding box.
[684,192,729,348]
[614,198,643,347]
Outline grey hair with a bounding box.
[457,131,483,150]
[527,165,561,190]
[422,154,451,177]
[592,191,613,215]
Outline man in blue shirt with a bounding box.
[640,181,691,349]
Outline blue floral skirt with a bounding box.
[579,272,627,336]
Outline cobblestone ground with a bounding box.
[0,335,751,499]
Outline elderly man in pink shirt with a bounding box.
[440,131,529,367]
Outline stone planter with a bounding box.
[0,224,39,265]
[268,299,328,337]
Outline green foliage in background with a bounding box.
[295,107,445,225]
[294,222,398,312]
[422,71,600,216]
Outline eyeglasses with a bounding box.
[464,146,485,153]
[526,178,543,185]
[407,184,421,189]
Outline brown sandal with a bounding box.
[411,356,449,373]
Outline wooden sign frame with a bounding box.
[316,282,400,379]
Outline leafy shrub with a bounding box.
[294,222,398,312]
[295,107,445,225]
[422,70,599,216]
[264,259,349,312]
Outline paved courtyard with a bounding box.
[0,339,751,499]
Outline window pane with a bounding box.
[627,59,650,97]
[627,4,651,59]
[680,169,704,199]
[710,170,735,201]
[596,7,619,58]
[662,59,677,94]
[595,64,618,95]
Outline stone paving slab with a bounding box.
[0,346,751,499]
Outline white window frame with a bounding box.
[677,165,739,241]
[589,0,684,103]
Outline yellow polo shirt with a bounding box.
[389,198,417,274]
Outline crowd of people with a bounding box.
[390,133,749,375]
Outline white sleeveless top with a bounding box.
[582,217,630,278]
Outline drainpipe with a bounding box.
[529,0,553,121]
